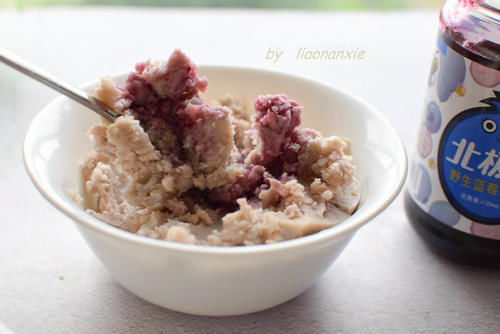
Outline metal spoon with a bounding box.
[0,47,119,122]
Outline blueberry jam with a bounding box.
[405,0,500,265]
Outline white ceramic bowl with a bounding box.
[24,66,407,316]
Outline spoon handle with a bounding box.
[0,47,118,122]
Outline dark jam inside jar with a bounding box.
[405,192,500,266]
[405,0,500,266]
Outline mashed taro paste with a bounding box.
[78,50,360,246]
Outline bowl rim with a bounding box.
[23,64,408,256]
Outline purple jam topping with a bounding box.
[253,94,302,165]
[180,103,228,155]
[281,128,318,175]
[118,51,315,207]
[136,49,208,100]
[208,165,266,203]
[121,50,208,159]
[180,103,227,126]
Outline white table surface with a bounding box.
[1,8,499,334]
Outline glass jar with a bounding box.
[404,0,500,265]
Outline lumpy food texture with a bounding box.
[76,50,361,246]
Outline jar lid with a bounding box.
[441,0,500,69]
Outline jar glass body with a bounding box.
[405,0,500,265]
